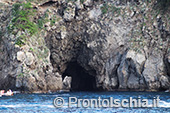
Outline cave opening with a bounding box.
[62,61,97,91]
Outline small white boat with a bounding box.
[165,90,169,92]
[0,89,13,96]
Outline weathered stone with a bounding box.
[160,75,170,89]
[23,75,39,92]
[63,3,75,21]
[17,51,25,62]
[25,52,34,66]
[117,50,146,90]
[16,77,23,88]
[168,55,170,63]
[0,0,170,93]
[89,7,102,20]
[46,75,62,91]
[62,76,72,90]
[75,0,84,10]
[83,0,93,7]
[127,73,140,89]
[142,53,165,90]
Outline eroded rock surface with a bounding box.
[0,0,170,92]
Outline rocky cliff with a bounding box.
[0,0,170,93]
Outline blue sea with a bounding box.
[0,91,170,113]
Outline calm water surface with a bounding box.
[0,91,170,113]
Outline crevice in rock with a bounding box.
[38,1,58,12]
[62,61,97,91]
[164,57,170,77]
[39,1,57,7]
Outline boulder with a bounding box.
[62,76,72,90]
[17,51,25,62]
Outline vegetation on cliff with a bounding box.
[8,2,38,35]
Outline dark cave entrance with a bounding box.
[62,61,97,91]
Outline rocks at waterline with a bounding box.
[62,76,72,91]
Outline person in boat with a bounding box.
[5,89,13,96]
[0,90,5,96]
[0,89,13,96]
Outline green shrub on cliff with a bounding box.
[101,3,109,14]
[8,2,38,35]
[15,35,26,47]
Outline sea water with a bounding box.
[0,91,170,113]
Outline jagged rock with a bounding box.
[16,77,23,88]
[0,0,170,93]
[57,0,66,4]
[160,75,170,89]
[63,2,75,21]
[83,0,93,7]
[23,75,39,92]
[89,7,102,20]
[62,76,72,90]
[142,53,165,90]
[126,50,146,74]
[46,75,62,91]
[168,55,170,63]
[127,73,140,89]
[75,0,84,10]
[117,50,146,90]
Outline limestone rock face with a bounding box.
[142,53,165,90]
[117,50,146,90]
[83,0,93,7]
[75,0,84,10]
[0,0,170,92]
[62,76,72,90]
[168,56,170,63]
[63,2,76,21]
[46,74,62,92]
[25,52,34,66]
[160,75,170,89]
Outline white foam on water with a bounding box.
[146,100,170,108]
[158,100,170,108]
[41,105,55,108]
[0,104,55,108]
[1,101,170,109]
[61,94,70,96]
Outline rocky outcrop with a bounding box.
[0,0,170,92]
[62,76,72,90]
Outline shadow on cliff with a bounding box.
[62,61,97,91]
